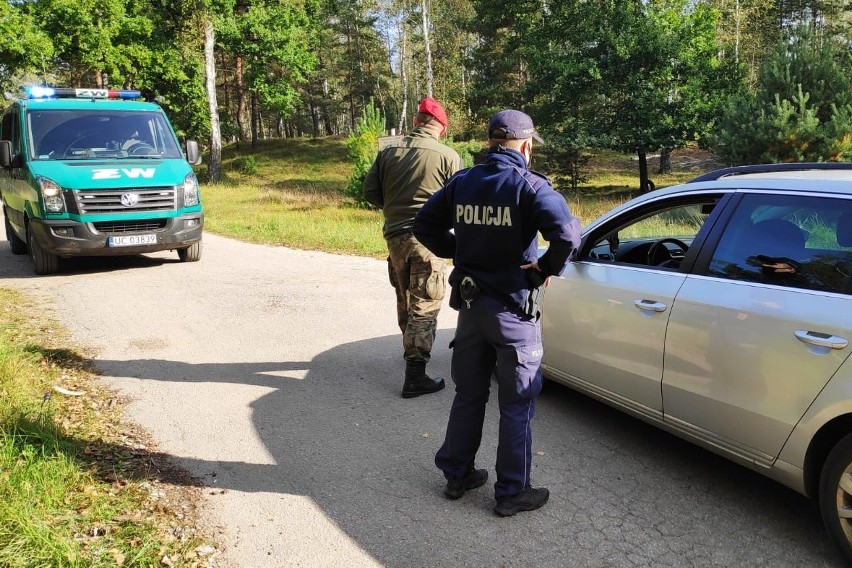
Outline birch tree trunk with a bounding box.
[421,0,433,98]
[204,17,222,183]
[397,16,409,133]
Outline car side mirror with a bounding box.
[185,140,201,165]
[0,140,12,169]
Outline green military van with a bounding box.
[0,86,204,274]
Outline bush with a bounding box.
[229,154,260,175]
[446,138,485,169]
[343,100,386,208]
[240,155,259,175]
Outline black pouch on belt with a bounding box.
[459,276,480,309]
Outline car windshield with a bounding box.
[27,109,183,160]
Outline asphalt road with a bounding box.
[0,225,846,568]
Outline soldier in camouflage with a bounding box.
[363,97,462,398]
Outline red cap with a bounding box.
[417,97,448,135]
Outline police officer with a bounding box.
[413,109,581,516]
[363,97,462,398]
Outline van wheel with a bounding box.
[178,240,202,262]
[27,229,59,275]
[4,213,26,255]
[819,432,852,563]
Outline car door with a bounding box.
[542,193,724,421]
[663,192,852,466]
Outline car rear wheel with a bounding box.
[4,212,27,255]
[819,432,852,563]
[27,229,59,275]
[177,240,202,262]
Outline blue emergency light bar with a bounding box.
[24,86,142,100]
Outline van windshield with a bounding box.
[27,110,183,160]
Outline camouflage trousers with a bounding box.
[386,232,447,363]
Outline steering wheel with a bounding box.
[127,142,157,156]
[647,238,689,266]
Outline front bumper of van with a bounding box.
[29,213,204,257]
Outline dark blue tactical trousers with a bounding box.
[435,294,543,499]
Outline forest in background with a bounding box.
[1,0,852,187]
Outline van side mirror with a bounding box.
[0,141,11,169]
[185,140,201,165]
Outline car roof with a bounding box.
[734,170,852,181]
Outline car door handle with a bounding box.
[634,299,667,313]
[794,329,848,350]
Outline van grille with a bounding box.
[69,187,177,214]
[92,220,168,234]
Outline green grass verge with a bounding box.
[0,289,215,567]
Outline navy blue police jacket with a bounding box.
[413,146,581,314]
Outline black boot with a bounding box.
[401,360,445,398]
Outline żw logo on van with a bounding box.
[91,168,156,180]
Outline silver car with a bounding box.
[540,164,852,562]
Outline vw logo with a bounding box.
[120,193,139,207]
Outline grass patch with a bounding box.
[0,289,217,567]
[200,139,725,258]
[203,137,387,258]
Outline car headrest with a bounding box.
[746,219,807,259]
[838,212,852,247]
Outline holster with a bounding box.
[523,286,543,320]
[523,269,546,320]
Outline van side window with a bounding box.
[1,107,22,158]
[1,109,12,144]
[708,194,852,295]
[1,107,22,163]
[9,109,21,156]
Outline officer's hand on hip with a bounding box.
[521,262,549,288]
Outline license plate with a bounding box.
[107,234,157,247]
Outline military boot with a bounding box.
[401,360,445,398]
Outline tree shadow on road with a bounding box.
[90,329,846,568]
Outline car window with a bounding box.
[708,194,852,295]
[584,198,718,269]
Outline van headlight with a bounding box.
[36,177,65,213]
[182,173,200,207]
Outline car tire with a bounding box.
[177,240,202,262]
[27,229,59,275]
[4,212,27,255]
[819,432,852,564]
